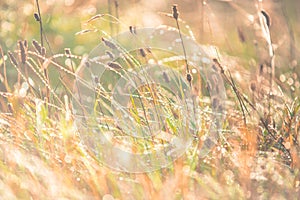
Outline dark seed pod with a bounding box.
[105,50,115,59]
[18,40,27,64]
[129,26,136,34]
[139,48,147,57]
[212,58,224,73]
[107,61,122,70]
[85,61,90,68]
[34,12,40,21]
[8,51,18,66]
[7,103,14,113]
[250,82,256,92]
[212,97,219,109]
[129,26,133,34]
[32,40,42,54]
[102,37,117,49]
[94,75,99,84]
[186,73,192,83]
[41,47,46,56]
[261,10,271,27]
[237,27,246,43]
[64,48,71,57]
[172,4,179,20]
[259,64,264,75]
[23,40,28,48]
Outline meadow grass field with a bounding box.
[0,0,299,199]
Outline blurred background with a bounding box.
[0,0,299,85]
[0,0,299,51]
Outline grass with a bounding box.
[0,0,300,199]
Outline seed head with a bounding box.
[250,82,256,92]
[187,73,192,83]
[129,26,137,34]
[237,27,246,43]
[41,47,46,56]
[7,103,14,113]
[261,10,271,27]
[139,48,147,58]
[8,51,18,66]
[212,97,219,109]
[23,40,28,48]
[34,12,40,21]
[102,37,117,49]
[18,40,27,64]
[94,75,99,84]
[64,48,71,58]
[32,40,42,54]
[105,50,115,59]
[86,14,104,23]
[172,4,179,20]
[107,61,122,70]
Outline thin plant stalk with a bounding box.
[115,0,119,35]
[35,0,50,103]
[35,0,44,47]
[0,46,10,92]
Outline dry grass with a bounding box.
[0,0,300,199]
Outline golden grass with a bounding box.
[0,1,300,199]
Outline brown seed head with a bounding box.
[129,26,137,34]
[85,61,90,68]
[64,48,71,58]
[7,103,14,113]
[105,50,115,59]
[212,97,219,109]
[18,40,27,64]
[107,61,122,70]
[41,47,46,56]
[32,40,42,54]
[212,58,224,73]
[187,73,192,83]
[86,14,104,23]
[146,47,151,53]
[94,75,99,84]
[237,27,246,43]
[23,40,28,48]
[34,12,40,21]
[139,48,147,57]
[102,37,117,49]
[172,4,179,20]
[261,10,271,27]
[8,51,18,66]
[250,82,256,92]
